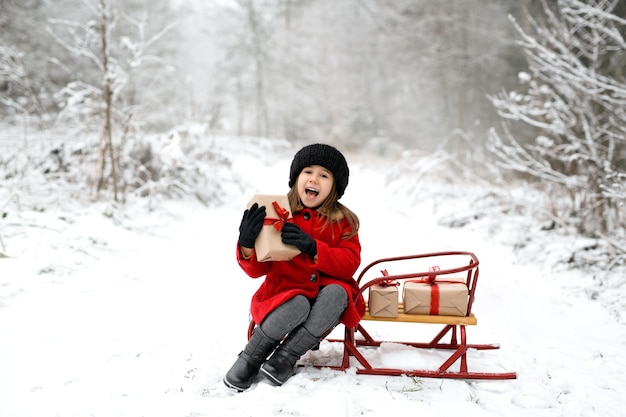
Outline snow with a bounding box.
[1,139,625,417]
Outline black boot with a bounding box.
[223,327,279,392]
[260,326,320,386]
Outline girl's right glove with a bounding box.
[238,203,266,248]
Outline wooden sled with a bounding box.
[249,251,517,380]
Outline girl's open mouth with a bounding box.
[305,187,319,197]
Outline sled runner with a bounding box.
[248,251,517,380]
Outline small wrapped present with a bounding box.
[247,194,300,262]
[368,270,399,318]
[402,267,469,316]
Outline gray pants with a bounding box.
[259,284,348,339]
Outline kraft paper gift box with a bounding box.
[368,284,399,318]
[402,280,469,316]
[247,194,300,262]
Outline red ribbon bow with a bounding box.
[263,201,291,231]
[407,266,449,315]
[378,269,400,287]
[426,265,440,284]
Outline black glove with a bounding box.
[281,222,317,258]
[238,203,266,248]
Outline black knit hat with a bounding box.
[288,143,350,198]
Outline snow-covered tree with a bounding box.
[49,0,174,202]
[0,43,44,122]
[488,0,626,250]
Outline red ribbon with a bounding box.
[379,269,400,287]
[262,201,291,231]
[427,266,440,314]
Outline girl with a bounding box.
[224,143,365,391]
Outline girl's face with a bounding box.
[296,165,334,208]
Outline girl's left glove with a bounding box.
[281,222,317,258]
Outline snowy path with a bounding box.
[1,158,625,417]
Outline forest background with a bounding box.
[1,0,625,286]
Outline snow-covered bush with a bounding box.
[122,127,254,207]
[0,124,269,209]
[488,0,626,267]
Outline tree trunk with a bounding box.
[97,0,119,202]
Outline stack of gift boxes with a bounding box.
[368,267,469,317]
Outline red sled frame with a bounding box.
[326,251,516,380]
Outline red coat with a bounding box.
[237,207,365,328]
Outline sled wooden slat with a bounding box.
[362,303,478,325]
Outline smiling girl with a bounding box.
[224,143,364,391]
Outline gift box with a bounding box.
[368,284,399,318]
[247,194,300,262]
[403,279,469,316]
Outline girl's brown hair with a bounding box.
[288,182,359,240]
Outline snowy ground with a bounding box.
[1,140,625,417]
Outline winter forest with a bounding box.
[2,0,626,415]
[3,0,625,267]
